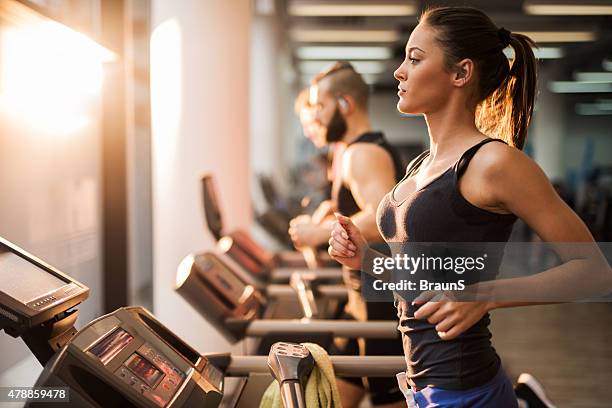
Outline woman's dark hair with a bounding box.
[420,6,537,150]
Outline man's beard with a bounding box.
[325,106,347,143]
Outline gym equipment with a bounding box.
[267,342,314,408]
[175,252,397,344]
[0,236,222,407]
[266,341,412,408]
[201,174,342,283]
[226,354,406,408]
[254,174,295,248]
[0,237,89,365]
[0,235,405,408]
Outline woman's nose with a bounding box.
[394,63,406,81]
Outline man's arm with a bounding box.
[342,144,398,242]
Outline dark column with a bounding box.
[101,0,128,312]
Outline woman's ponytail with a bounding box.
[478,32,537,149]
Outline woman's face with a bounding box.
[393,23,455,115]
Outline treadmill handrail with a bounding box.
[266,284,347,299]
[243,319,398,339]
[226,355,406,377]
[271,267,342,282]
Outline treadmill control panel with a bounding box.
[87,326,186,407]
[0,233,219,408]
[114,344,185,407]
[175,252,267,342]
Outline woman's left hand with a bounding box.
[412,291,492,340]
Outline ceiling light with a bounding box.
[574,72,612,83]
[549,81,612,93]
[576,103,612,115]
[517,31,595,43]
[524,1,612,15]
[290,29,399,43]
[299,60,387,75]
[504,46,563,59]
[534,47,564,59]
[593,99,612,110]
[288,3,416,17]
[296,46,393,60]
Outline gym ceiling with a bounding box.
[278,0,612,114]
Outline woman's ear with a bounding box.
[452,58,474,88]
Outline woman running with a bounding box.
[327,6,611,408]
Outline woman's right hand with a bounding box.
[328,213,369,270]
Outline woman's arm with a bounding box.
[480,143,612,304]
[414,143,612,339]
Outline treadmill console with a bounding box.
[201,174,277,279]
[0,236,227,407]
[84,327,186,406]
[0,237,89,336]
[175,252,266,343]
[36,307,225,407]
[87,329,186,405]
[201,175,225,241]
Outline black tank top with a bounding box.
[376,138,518,390]
[333,131,405,217]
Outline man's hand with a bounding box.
[289,216,328,248]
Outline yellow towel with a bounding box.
[259,343,343,408]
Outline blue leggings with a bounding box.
[413,367,518,408]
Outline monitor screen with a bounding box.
[89,328,135,365]
[0,248,67,304]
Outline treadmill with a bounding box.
[0,236,224,407]
[253,174,294,248]
[174,251,398,345]
[0,238,405,408]
[0,236,406,408]
[195,250,348,319]
[201,174,342,283]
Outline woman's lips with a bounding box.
[397,86,406,96]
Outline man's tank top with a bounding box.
[332,131,405,217]
[376,138,518,390]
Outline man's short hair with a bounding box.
[311,61,369,111]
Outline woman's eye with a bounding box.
[409,57,419,64]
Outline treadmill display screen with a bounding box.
[0,249,66,304]
[89,328,134,365]
[126,354,163,386]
